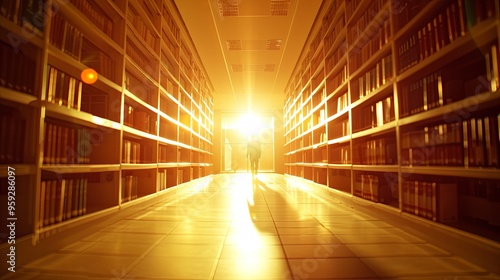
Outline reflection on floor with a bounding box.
[4,173,500,279]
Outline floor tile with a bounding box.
[23,253,137,277]
[277,226,331,235]
[346,243,452,258]
[220,244,286,259]
[362,256,488,278]
[287,258,380,279]
[15,174,499,280]
[160,234,226,245]
[129,256,216,279]
[280,234,343,245]
[283,244,355,258]
[147,243,221,258]
[82,232,164,244]
[214,259,290,279]
[335,233,425,244]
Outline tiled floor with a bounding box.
[3,173,500,279]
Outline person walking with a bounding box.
[247,135,261,176]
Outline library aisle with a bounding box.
[2,173,499,279]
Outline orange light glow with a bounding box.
[81,68,98,84]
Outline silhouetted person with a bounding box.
[247,135,261,176]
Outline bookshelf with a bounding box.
[0,0,214,244]
[284,0,500,241]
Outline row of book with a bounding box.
[328,144,350,164]
[465,116,500,168]
[324,43,347,79]
[347,0,387,45]
[161,28,179,59]
[46,65,83,110]
[160,70,179,100]
[396,0,495,74]
[125,71,157,107]
[400,115,500,168]
[157,170,169,191]
[401,122,463,166]
[80,85,111,121]
[50,13,83,60]
[124,103,154,134]
[322,0,343,31]
[127,5,159,54]
[161,50,179,78]
[313,145,327,163]
[39,178,87,227]
[327,118,350,140]
[311,87,325,109]
[44,123,92,164]
[323,15,345,54]
[0,39,36,95]
[350,55,393,102]
[458,179,500,226]
[353,173,393,204]
[399,72,442,117]
[68,0,113,39]
[349,18,391,72]
[159,118,177,141]
[159,145,176,163]
[123,139,141,164]
[326,91,348,118]
[126,37,158,80]
[402,180,458,223]
[121,175,138,202]
[311,70,324,93]
[326,65,348,96]
[399,45,499,118]
[0,105,26,164]
[81,38,117,83]
[353,95,394,132]
[49,15,117,83]
[0,0,44,36]
[393,0,429,31]
[352,136,397,165]
[160,94,179,120]
[459,178,500,201]
[162,4,180,41]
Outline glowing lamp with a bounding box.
[81,68,98,84]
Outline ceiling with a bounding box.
[173,0,323,110]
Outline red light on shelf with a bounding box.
[81,68,98,84]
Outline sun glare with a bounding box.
[239,113,263,138]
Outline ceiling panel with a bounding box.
[173,0,323,110]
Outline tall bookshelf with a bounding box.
[0,0,214,243]
[284,0,500,240]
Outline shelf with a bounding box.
[351,121,396,139]
[42,101,122,131]
[123,125,158,141]
[0,16,45,48]
[401,166,500,180]
[0,0,214,244]
[284,0,500,242]
[397,19,498,81]
[121,163,158,170]
[55,0,124,52]
[352,164,399,173]
[0,164,37,177]
[327,164,352,170]
[0,87,38,105]
[41,164,120,173]
[47,47,122,93]
[398,90,500,127]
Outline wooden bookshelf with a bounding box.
[0,0,214,243]
[284,0,500,240]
